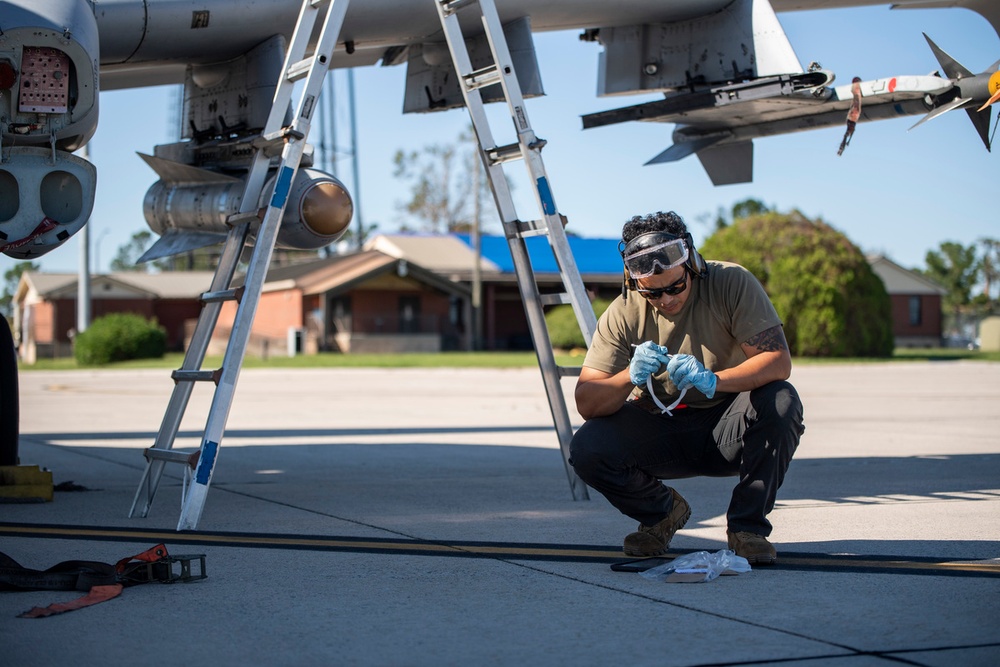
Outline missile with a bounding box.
[0,0,100,259]
[138,154,353,262]
[908,34,1000,150]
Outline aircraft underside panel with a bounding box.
[596,0,803,96]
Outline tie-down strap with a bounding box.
[1,544,206,618]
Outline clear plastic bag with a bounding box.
[639,549,751,583]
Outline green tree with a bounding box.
[545,298,613,350]
[392,126,497,234]
[110,231,155,272]
[700,210,894,357]
[1,262,38,319]
[699,198,774,232]
[978,237,1000,306]
[921,241,980,322]
[731,198,772,221]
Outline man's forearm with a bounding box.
[575,369,635,419]
[714,350,791,394]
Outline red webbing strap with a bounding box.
[18,584,123,618]
[15,544,171,619]
[115,544,169,576]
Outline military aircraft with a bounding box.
[1,0,998,262]
[0,0,997,465]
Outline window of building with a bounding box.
[330,296,352,333]
[908,295,922,327]
[399,295,420,333]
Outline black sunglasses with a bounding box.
[636,275,688,300]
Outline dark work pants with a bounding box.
[569,381,804,536]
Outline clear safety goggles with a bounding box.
[620,234,689,280]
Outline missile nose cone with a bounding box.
[300,180,353,237]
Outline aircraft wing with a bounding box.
[582,71,959,185]
[1,0,997,259]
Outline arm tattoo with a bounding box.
[744,325,788,352]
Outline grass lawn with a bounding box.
[20,347,999,371]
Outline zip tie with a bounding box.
[648,375,687,416]
[631,343,687,416]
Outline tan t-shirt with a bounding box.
[584,261,782,409]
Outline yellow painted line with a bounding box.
[0,524,623,560]
[2,523,997,575]
[778,555,1000,575]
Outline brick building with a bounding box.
[867,254,947,348]
[14,240,939,362]
[14,271,214,362]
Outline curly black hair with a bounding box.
[621,211,687,244]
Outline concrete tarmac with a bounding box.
[3,362,999,666]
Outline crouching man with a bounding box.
[570,211,804,564]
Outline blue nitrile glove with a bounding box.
[666,354,717,398]
[629,342,671,386]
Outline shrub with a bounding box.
[699,212,894,357]
[74,313,168,365]
[545,298,613,350]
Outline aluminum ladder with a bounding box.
[129,0,351,530]
[432,0,598,500]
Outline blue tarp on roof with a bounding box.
[455,234,622,275]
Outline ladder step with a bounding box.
[557,366,583,378]
[512,219,549,237]
[439,0,478,15]
[487,142,524,165]
[226,210,263,227]
[143,447,200,468]
[463,64,502,91]
[252,127,306,151]
[286,56,322,83]
[201,287,244,304]
[172,369,223,385]
[539,293,572,306]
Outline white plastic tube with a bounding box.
[648,375,687,416]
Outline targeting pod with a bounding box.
[0,0,100,259]
[139,153,353,261]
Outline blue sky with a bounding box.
[25,4,999,276]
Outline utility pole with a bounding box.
[76,143,92,333]
[348,69,365,248]
[471,142,483,350]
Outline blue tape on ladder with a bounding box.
[270,166,295,209]
[536,177,556,215]
[195,441,218,485]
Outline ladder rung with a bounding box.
[201,287,244,304]
[439,0,478,15]
[557,366,583,378]
[463,64,502,91]
[172,369,223,385]
[309,0,331,7]
[539,293,571,307]
[252,127,306,150]
[512,219,548,237]
[487,143,524,165]
[286,56,320,83]
[226,209,263,227]
[143,447,200,468]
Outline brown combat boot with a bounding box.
[727,530,777,565]
[623,488,691,557]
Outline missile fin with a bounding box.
[137,230,228,263]
[138,153,242,184]
[908,96,972,131]
[644,136,726,165]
